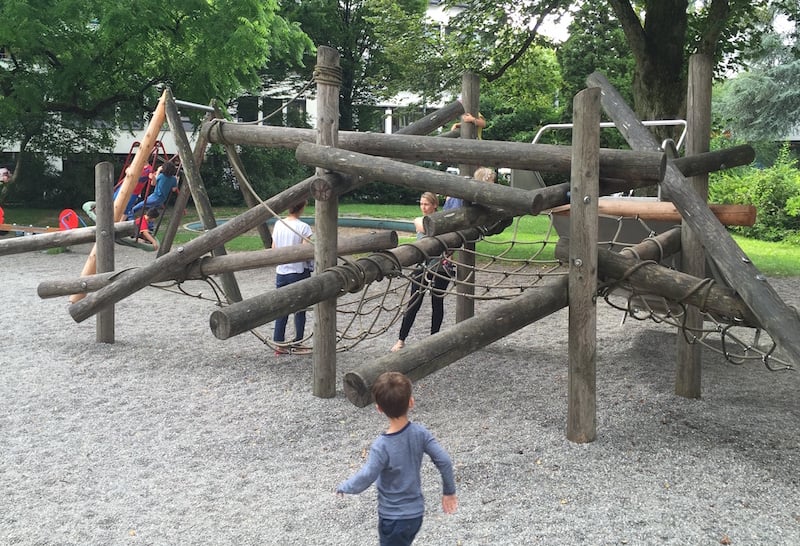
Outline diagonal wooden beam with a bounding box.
[586,71,800,365]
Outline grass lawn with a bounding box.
[3,204,797,277]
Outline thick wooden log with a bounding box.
[671,145,754,177]
[677,54,713,398]
[307,103,468,199]
[165,89,243,304]
[587,71,800,365]
[313,45,342,398]
[296,142,550,216]
[554,240,760,327]
[423,175,666,237]
[455,72,481,323]
[619,226,684,261]
[548,199,756,226]
[567,87,600,443]
[159,106,217,255]
[68,179,313,323]
[39,231,396,299]
[423,205,513,237]
[0,221,136,256]
[205,122,665,182]
[95,162,116,344]
[209,229,480,339]
[398,99,465,136]
[203,100,464,148]
[343,276,570,407]
[206,123,665,182]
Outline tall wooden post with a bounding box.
[312,46,341,398]
[455,72,480,322]
[567,88,600,443]
[95,162,115,343]
[676,54,713,398]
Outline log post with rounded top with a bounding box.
[312,46,342,398]
[95,162,116,343]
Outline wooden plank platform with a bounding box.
[0,223,61,234]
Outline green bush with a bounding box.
[709,144,800,243]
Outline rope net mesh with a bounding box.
[153,209,792,371]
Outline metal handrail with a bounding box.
[532,120,688,151]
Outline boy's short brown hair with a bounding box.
[371,372,412,418]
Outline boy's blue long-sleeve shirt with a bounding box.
[337,421,455,519]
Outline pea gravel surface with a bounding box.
[1,241,798,545]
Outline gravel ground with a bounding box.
[1,240,798,545]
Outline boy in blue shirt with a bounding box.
[337,372,457,545]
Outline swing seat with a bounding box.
[58,208,86,230]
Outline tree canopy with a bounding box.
[442,0,787,123]
[0,0,313,166]
[715,8,800,141]
[277,0,433,131]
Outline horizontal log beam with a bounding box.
[296,143,560,216]
[548,199,757,226]
[68,183,315,323]
[554,239,760,326]
[39,231,396,299]
[671,144,755,177]
[0,222,137,257]
[424,176,683,237]
[343,276,570,407]
[206,122,666,182]
[209,228,482,340]
[423,205,513,237]
[619,226,684,261]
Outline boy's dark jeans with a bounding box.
[378,516,423,546]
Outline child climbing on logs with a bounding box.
[443,166,497,210]
[391,192,452,353]
[336,371,457,545]
[272,199,314,355]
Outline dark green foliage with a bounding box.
[557,3,634,117]
[276,0,433,131]
[343,180,420,205]
[0,0,313,199]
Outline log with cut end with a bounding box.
[343,276,570,407]
[548,198,756,226]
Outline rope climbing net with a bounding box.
[151,208,794,372]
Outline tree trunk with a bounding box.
[608,0,689,128]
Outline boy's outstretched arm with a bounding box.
[442,493,458,514]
